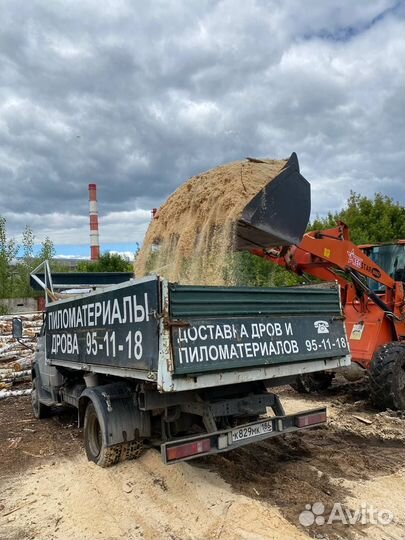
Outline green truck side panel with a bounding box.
[169,284,342,318]
[168,284,347,375]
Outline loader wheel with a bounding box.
[292,372,334,394]
[84,402,121,467]
[369,342,405,411]
[31,378,50,419]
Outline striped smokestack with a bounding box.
[88,183,100,260]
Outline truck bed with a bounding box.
[45,276,350,391]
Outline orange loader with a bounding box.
[251,224,405,410]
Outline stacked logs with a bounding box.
[0,313,42,400]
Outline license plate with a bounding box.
[231,419,273,443]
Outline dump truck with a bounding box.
[22,154,350,466]
[23,265,349,466]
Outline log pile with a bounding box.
[0,313,42,399]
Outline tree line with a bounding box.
[308,192,405,245]
[0,217,133,310]
[0,217,58,301]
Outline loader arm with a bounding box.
[252,222,395,288]
[251,222,397,312]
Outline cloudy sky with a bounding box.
[0,0,404,258]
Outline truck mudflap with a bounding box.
[161,407,326,464]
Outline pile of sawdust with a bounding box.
[135,158,287,285]
[1,451,310,540]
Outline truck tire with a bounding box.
[369,342,405,411]
[292,372,334,394]
[31,378,50,419]
[84,402,121,467]
[120,439,144,462]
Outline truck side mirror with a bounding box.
[12,318,23,339]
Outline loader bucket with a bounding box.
[236,152,310,249]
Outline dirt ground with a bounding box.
[0,382,404,540]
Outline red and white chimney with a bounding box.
[88,183,100,261]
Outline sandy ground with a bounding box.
[0,383,404,540]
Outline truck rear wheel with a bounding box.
[121,439,144,461]
[84,402,122,467]
[369,342,405,411]
[292,372,334,394]
[31,378,50,419]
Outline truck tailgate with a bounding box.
[168,284,349,375]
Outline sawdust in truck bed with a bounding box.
[134,158,287,285]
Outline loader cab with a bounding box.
[361,242,405,291]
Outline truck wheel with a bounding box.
[84,402,121,467]
[120,439,144,462]
[292,372,334,394]
[31,378,50,419]
[369,342,405,411]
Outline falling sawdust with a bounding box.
[134,158,287,285]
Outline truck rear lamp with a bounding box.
[166,438,211,462]
[295,411,327,428]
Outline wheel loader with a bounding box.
[250,217,405,410]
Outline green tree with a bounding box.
[0,218,64,300]
[308,192,405,244]
[35,236,67,271]
[22,226,35,260]
[0,217,19,298]
[226,252,302,287]
[16,234,63,296]
[15,225,36,297]
[38,236,56,262]
[77,252,133,273]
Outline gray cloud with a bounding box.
[0,0,403,247]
